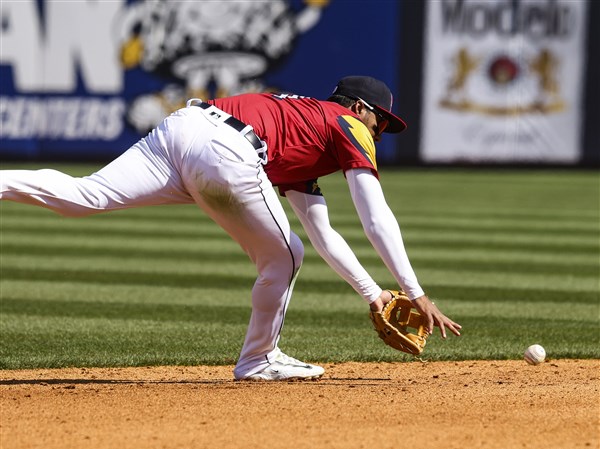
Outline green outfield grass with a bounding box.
[1,163,598,369]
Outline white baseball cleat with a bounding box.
[239,352,325,381]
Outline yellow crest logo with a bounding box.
[338,115,377,169]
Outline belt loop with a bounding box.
[186,98,203,108]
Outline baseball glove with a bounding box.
[369,290,428,355]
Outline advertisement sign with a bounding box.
[0,0,401,161]
[421,0,589,163]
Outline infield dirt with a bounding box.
[1,359,598,449]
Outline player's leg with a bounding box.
[0,112,195,216]
[180,127,323,380]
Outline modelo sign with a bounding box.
[420,0,588,164]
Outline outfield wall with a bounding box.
[1,0,597,166]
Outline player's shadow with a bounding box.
[0,377,393,386]
[0,378,231,386]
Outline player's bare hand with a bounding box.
[368,289,395,313]
[412,295,462,338]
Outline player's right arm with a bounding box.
[345,167,462,337]
[345,168,424,299]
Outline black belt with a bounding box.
[196,102,263,151]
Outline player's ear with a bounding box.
[350,100,364,114]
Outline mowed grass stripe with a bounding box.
[4,280,594,323]
[2,247,598,278]
[0,222,228,240]
[423,283,598,304]
[3,227,596,254]
[0,267,257,290]
[5,202,598,224]
[444,300,599,322]
[5,298,598,340]
[1,297,251,325]
[2,238,598,266]
[0,317,245,368]
[327,211,600,229]
[375,168,598,184]
[2,233,241,252]
[3,297,598,331]
[3,288,597,323]
[3,218,597,241]
[1,270,597,303]
[1,254,257,276]
[3,212,599,234]
[0,205,206,222]
[4,204,595,240]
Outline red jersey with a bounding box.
[209,93,378,195]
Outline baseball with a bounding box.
[524,344,546,365]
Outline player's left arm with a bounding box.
[286,190,383,303]
[345,168,461,337]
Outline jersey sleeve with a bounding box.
[331,115,379,178]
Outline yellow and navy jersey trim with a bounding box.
[307,179,322,195]
[337,115,377,170]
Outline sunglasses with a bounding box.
[356,97,389,133]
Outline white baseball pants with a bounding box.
[0,104,303,379]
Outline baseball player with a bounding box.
[0,76,461,381]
